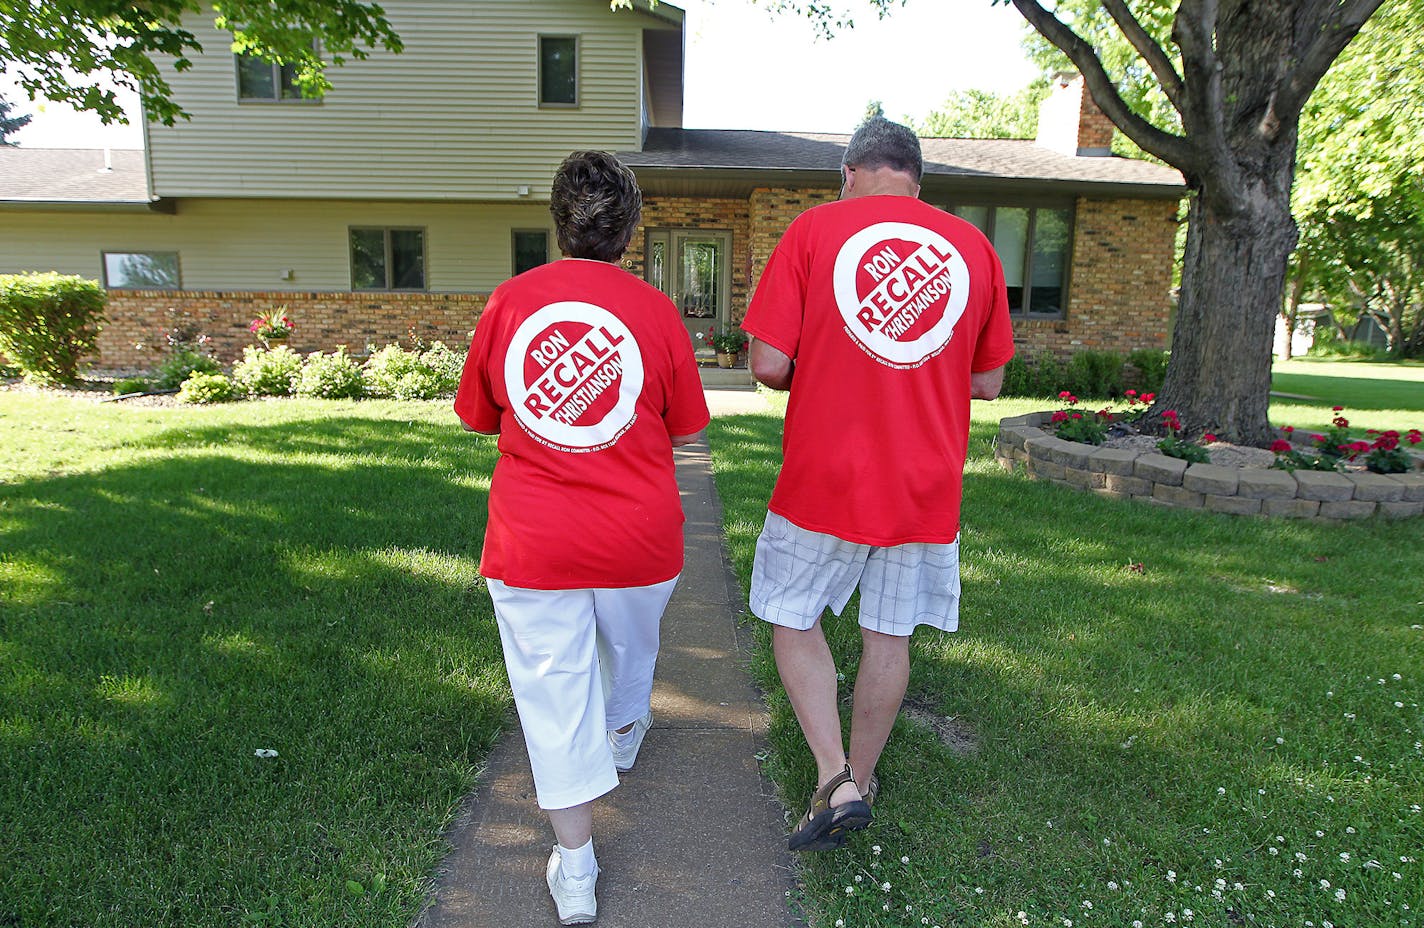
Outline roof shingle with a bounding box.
[0,148,150,203]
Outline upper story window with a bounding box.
[538,35,579,106]
[513,230,550,276]
[350,228,426,291]
[950,204,1073,318]
[236,52,321,102]
[102,251,180,289]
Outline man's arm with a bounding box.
[462,422,499,434]
[749,338,794,391]
[971,365,1006,400]
[670,429,705,447]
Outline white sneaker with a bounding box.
[546,846,598,925]
[608,711,653,772]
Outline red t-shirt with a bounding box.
[454,258,711,590]
[741,195,1015,545]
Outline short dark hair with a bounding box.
[549,151,643,262]
[843,117,923,181]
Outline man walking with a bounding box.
[741,117,1014,851]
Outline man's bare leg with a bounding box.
[847,627,911,791]
[772,622,863,806]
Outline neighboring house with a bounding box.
[0,0,1183,372]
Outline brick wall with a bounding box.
[749,187,839,301]
[1013,196,1176,358]
[96,289,487,372]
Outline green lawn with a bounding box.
[1271,358,1424,434]
[710,389,1424,928]
[0,392,508,927]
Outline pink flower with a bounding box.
[1271,440,1293,453]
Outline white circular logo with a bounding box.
[504,301,644,452]
[832,221,970,369]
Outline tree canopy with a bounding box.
[913,84,1047,139]
[0,92,30,144]
[0,1,403,126]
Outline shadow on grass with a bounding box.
[0,417,510,928]
[707,413,1424,925]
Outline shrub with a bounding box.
[296,347,365,399]
[112,376,152,396]
[1001,352,1067,398]
[1125,349,1170,395]
[176,371,238,404]
[0,272,106,385]
[154,347,221,390]
[363,341,463,400]
[1067,349,1125,398]
[233,345,302,396]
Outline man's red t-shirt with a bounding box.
[741,195,1015,545]
[454,258,711,590]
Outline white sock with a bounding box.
[558,838,596,880]
[610,724,637,745]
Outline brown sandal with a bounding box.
[862,772,880,808]
[788,765,872,852]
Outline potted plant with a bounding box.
[249,307,295,348]
[710,326,747,368]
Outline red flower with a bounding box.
[1058,390,1073,399]
[1140,393,1156,404]
[1408,431,1422,445]
[1311,434,1326,443]
[1332,405,1344,412]
[1282,426,1295,434]
[1071,412,1084,419]
[1162,409,1178,419]
[1051,410,1069,423]
[1350,441,1371,452]
[1126,389,1137,396]
[1270,440,1293,453]
[1202,433,1217,443]
[1332,416,1349,428]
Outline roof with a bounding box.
[620,128,1186,199]
[0,148,151,206]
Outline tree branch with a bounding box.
[1170,0,1243,209]
[1009,0,1196,171]
[1099,0,1185,113]
[1275,0,1386,120]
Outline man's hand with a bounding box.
[749,338,794,391]
[971,365,1006,400]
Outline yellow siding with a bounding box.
[146,0,675,199]
[0,199,557,291]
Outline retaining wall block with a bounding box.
[1153,484,1204,508]
[1064,467,1107,490]
[1238,469,1298,500]
[1379,500,1424,519]
[1087,447,1139,476]
[1392,472,1424,502]
[1205,494,1262,515]
[1048,440,1095,469]
[1024,435,1072,463]
[1349,473,1405,502]
[998,415,1038,429]
[1183,463,1240,496]
[1105,474,1153,495]
[1262,498,1321,518]
[1293,469,1355,502]
[1003,426,1042,452]
[1318,500,1378,520]
[1027,458,1066,481]
[1134,453,1189,487]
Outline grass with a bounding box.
[0,392,509,927]
[1271,358,1424,433]
[708,386,1424,928]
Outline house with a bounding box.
[0,0,1184,373]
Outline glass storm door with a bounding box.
[647,230,731,351]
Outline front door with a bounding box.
[646,229,732,355]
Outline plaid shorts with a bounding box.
[749,512,960,636]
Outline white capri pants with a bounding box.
[486,576,678,810]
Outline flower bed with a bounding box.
[995,412,1424,520]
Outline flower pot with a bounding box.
[716,351,736,368]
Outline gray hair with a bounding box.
[842,117,923,181]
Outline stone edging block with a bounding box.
[998,413,1423,522]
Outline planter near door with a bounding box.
[716,351,737,368]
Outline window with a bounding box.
[538,35,578,106]
[236,52,320,102]
[102,252,180,289]
[350,228,426,290]
[512,230,550,276]
[950,204,1073,317]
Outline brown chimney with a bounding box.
[1036,71,1115,157]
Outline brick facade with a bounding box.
[88,190,1174,373]
[96,289,487,371]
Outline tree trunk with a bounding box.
[1154,188,1298,446]
[1281,261,1308,361]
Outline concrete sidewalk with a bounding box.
[418,438,800,928]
